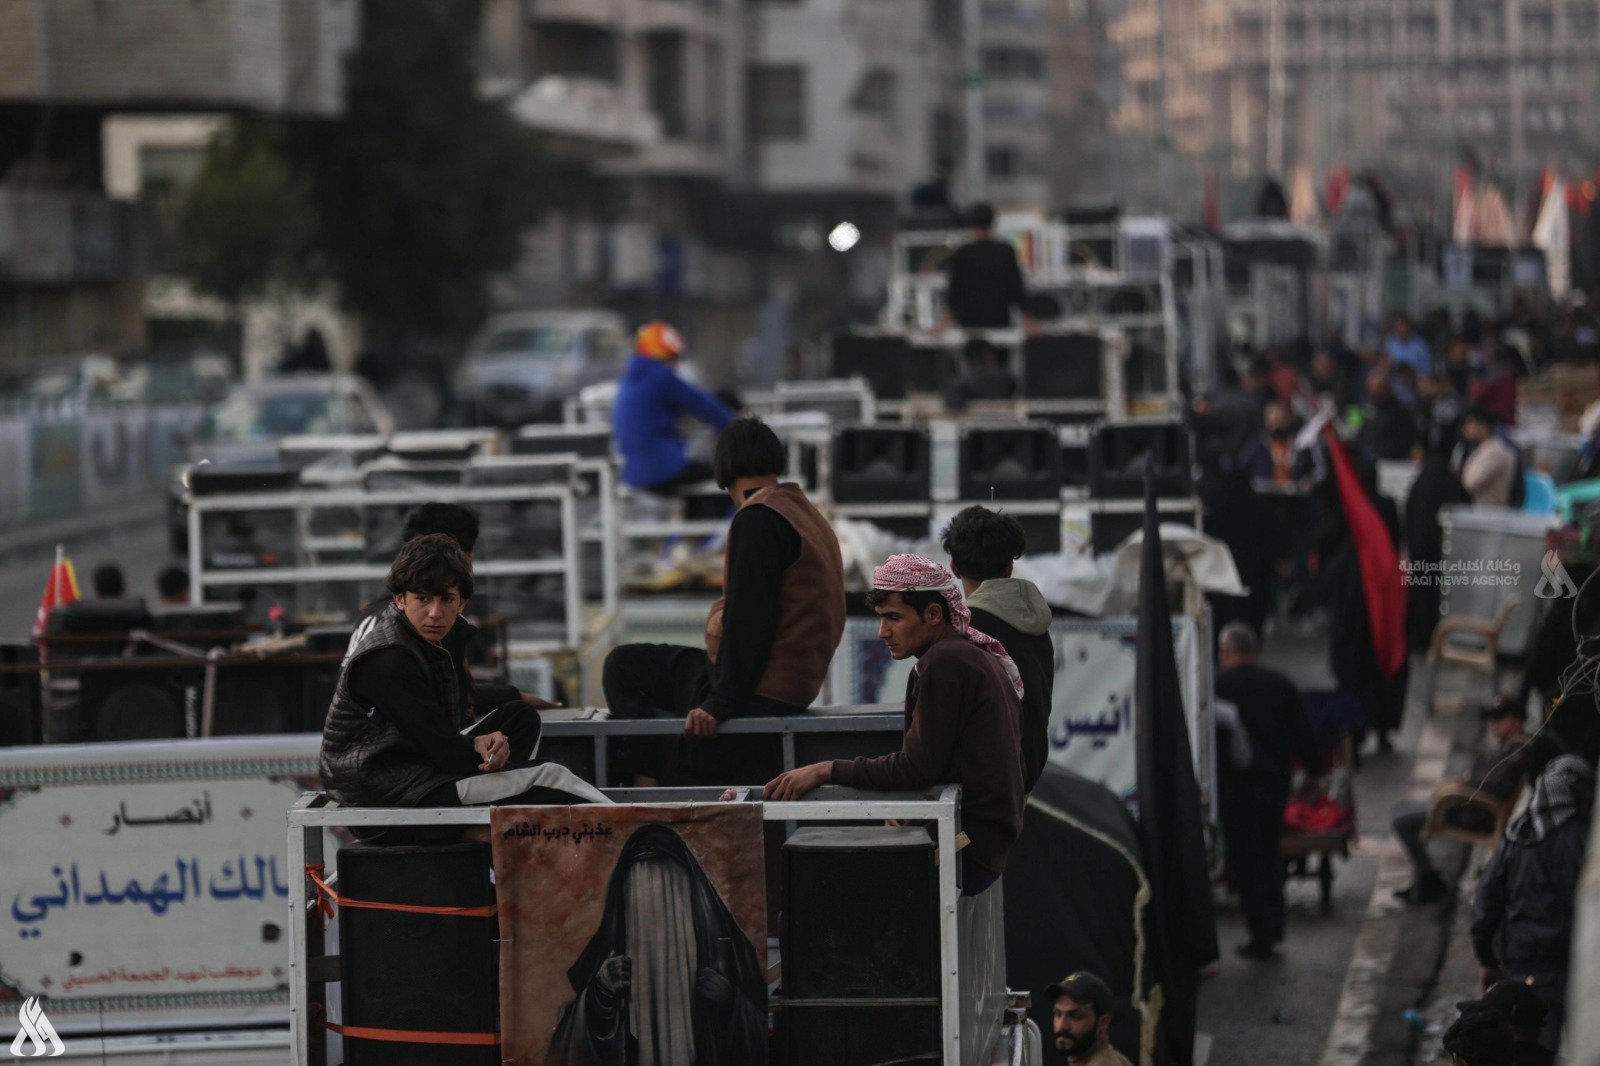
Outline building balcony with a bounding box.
[530,0,625,31]
[509,76,660,149]
[600,136,728,179]
[0,186,153,283]
[626,0,726,37]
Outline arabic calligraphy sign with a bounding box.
[0,777,301,1006]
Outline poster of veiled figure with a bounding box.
[491,804,769,1065]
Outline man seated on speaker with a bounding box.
[320,533,605,813]
[758,554,1025,895]
[613,320,734,494]
[941,505,1054,792]
[602,417,847,785]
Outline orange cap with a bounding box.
[635,321,685,359]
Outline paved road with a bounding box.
[0,513,176,638]
[1197,622,1474,1066]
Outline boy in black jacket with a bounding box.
[942,505,1055,791]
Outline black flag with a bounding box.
[1134,466,1220,1065]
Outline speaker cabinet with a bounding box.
[957,425,1063,501]
[832,427,932,504]
[0,640,40,746]
[77,657,318,741]
[830,334,910,400]
[1023,333,1104,400]
[782,826,939,998]
[1088,421,1193,499]
[338,843,498,1065]
[1090,505,1199,555]
[777,1003,942,1066]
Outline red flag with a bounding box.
[32,545,80,639]
[1323,428,1407,679]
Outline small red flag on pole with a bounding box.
[32,544,80,640]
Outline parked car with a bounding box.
[168,374,395,551]
[455,310,630,426]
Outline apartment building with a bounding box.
[1112,0,1600,203]
[0,0,358,365]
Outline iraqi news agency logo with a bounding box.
[1535,551,1580,600]
[9,997,64,1058]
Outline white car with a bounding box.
[168,374,395,551]
[456,310,631,425]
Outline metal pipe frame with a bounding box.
[286,784,965,1065]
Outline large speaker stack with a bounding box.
[0,639,41,746]
[777,826,942,1065]
[831,425,932,539]
[1084,419,1201,554]
[338,843,499,1064]
[953,424,1064,555]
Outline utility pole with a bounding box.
[963,0,987,202]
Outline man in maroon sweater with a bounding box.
[762,554,1025,894]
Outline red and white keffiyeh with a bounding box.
[872,553,1025,698]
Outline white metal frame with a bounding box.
[286,785,972,1065]
[186,481,584,650]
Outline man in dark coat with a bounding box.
[1404,447,1472,651]
[941,505,1055,791]
[1214,621,1322,958]
[547,824,767,1065]
[1472,755,1595,1053]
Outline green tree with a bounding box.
[174,121,317,307]
[291,0,554,353]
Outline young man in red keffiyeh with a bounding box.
[761,553,1025,895]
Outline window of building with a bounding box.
[747,64,806,140]
[986,146,1019,178]
[850,67,897,117]
[982,46,1045,80]
[647,34,687,138]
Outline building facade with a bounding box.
[1112,0,1600,207]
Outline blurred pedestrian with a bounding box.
[1456,980,1554,1066]
[941,505,1054,791]
[92,563,127,600]
[1471,755,1595,1051]
[1214,621,1323,959]
[612,321,734,493]
[1441,1008,1517,1066]
[1455,408,1519,508]
[940,203,1028,331]
[155,565,190,607]
[1385,312,1434,376]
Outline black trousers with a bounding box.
[601,643,798,786]
[1221,779,1290,947]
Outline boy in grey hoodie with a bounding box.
[942,505,1056,790]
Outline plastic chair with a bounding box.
[1423,594,1520,712]
[1421,778,1526,849]
[1523,470,1558,515]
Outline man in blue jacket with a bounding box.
[613,320,734,491]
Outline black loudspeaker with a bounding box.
[1060,435,1092,492]
[832,427,932,503]
[782,826,939,998]
[958,425,1063,500]
[191,468,298,571]
[1023,333,1103,399]
[512,425,612,459]
[1010,511,1062,555]
[905,345,959,394]
[831,334,910,400]
[1090,505,1198,555]
[780,827,941,1065]
[78,658,315,740]
[0,640,42,746]
[778,1003,942,1065]
[1088,421,1193,499]
[338,843,498,1065]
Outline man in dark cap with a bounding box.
[1047,971,1131,1065]
[1457,980,1553,1066]
[1441,1006,1517,1066]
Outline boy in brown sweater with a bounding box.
[761,554,1025,894]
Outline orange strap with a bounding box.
[304,863,498,920]
[317,1019,499,1046]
